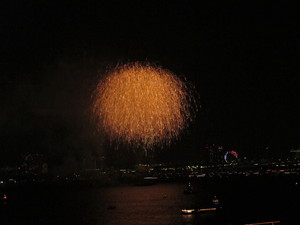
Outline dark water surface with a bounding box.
[0,177,299,225]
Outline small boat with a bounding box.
[181,208,217,214]
[212,196,220,206]
[181,209,195,214]
[1,194,8,205]
[183,182,193,194]
[197,207,217,212]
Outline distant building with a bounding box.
[289,149,300,159]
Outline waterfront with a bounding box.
[1,176,298,225]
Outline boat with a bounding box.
[197,207,217,212]
[181,209,195,214]
[212,195,220,206]
[183,182,193,194]
[181,208,217,214]
[1,194,8,205]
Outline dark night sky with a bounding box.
[1,1,300,166]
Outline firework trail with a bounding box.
[92,62,196,148]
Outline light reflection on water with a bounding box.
[1,183,217,225]
[93,184,201,225]
[0,179,298,225]
[79,183,223,225]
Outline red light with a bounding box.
[3,195,7,200]
[230,150,238,157]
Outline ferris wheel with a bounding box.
[224,150,238,163]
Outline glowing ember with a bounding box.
[92,62,196,148]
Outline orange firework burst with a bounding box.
[92,62,196,148]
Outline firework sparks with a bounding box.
[92,63,196,148]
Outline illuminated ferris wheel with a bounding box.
[224,150,238,163]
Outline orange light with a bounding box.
[181,209,195,214]
[198,208,217,212]
[92,62,196,148]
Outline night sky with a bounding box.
[1,1,300,166]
